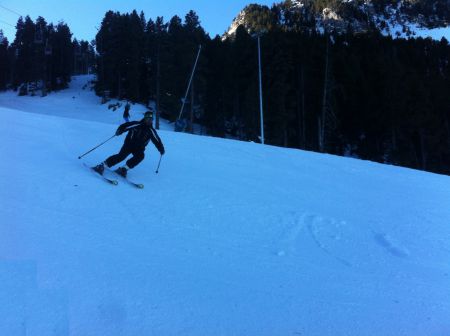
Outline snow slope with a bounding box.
[0,76,449,336]
[0,76,173,130]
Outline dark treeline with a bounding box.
[93,10,450,175]
[0,16,94,95]
[94,10,209,123]
[1,8,449,175]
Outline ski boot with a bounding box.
[115,166,128,178]
[93,163,105,175]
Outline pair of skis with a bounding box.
[84,163,144,189]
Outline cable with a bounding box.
[0,19,15,27]
[0,4,23,17]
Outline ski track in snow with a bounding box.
[306,215,354,267]
[274,211,414,268]
[373,232,410,258]
[274,212,353,267]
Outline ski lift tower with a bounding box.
[175,44,202,133]
[252,31,266,144]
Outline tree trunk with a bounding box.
[117,70,121,99]
[301,68,306,148]
[297,65,306,149]
[419,128,427,170]
[190,80,194,133]
[444,111,450,149]
[320,35,330,152]
[156,43,161,130]
[284,124,288,147]
[391,127,397,151]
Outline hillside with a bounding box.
[0,75,449,335]
[224,0,450,40]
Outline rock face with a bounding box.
[223,0,450,39]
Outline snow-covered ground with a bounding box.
[0,75,449,336]
[0,76,174,131]
[410,25,450,41]
[370,3,450,41]
[381,20,450,40]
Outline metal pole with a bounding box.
[257,36,264,145]
[190,80,194,133]
[177,44,202,120]
[156,42,161,130]
[155,155,162,174]
[78,135,115,159]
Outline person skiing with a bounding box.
[123,102,131,122]
[93,111,165,177]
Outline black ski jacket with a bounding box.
[116,120,165,154]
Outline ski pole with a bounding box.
[78,135,116,159]
[155,155,162,174]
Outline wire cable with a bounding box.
[0,18,15,27]
[0,4,23,17]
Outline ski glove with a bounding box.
[115,126,124,136]
[158,143,165,155]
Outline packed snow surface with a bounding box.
[0,76,449,335]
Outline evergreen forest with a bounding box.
[1,6,449,175]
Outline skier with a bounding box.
[123,102,131,122]
[93,111,165,177]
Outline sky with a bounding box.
[0,75,449,335]
[2,0,450,44]
[0,0,276,43]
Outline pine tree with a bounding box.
[13,16,35,90]
[0,30,9,90]
[147,16,169,127]
[49,22,73,90]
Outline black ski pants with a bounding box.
[105,143,145,169]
